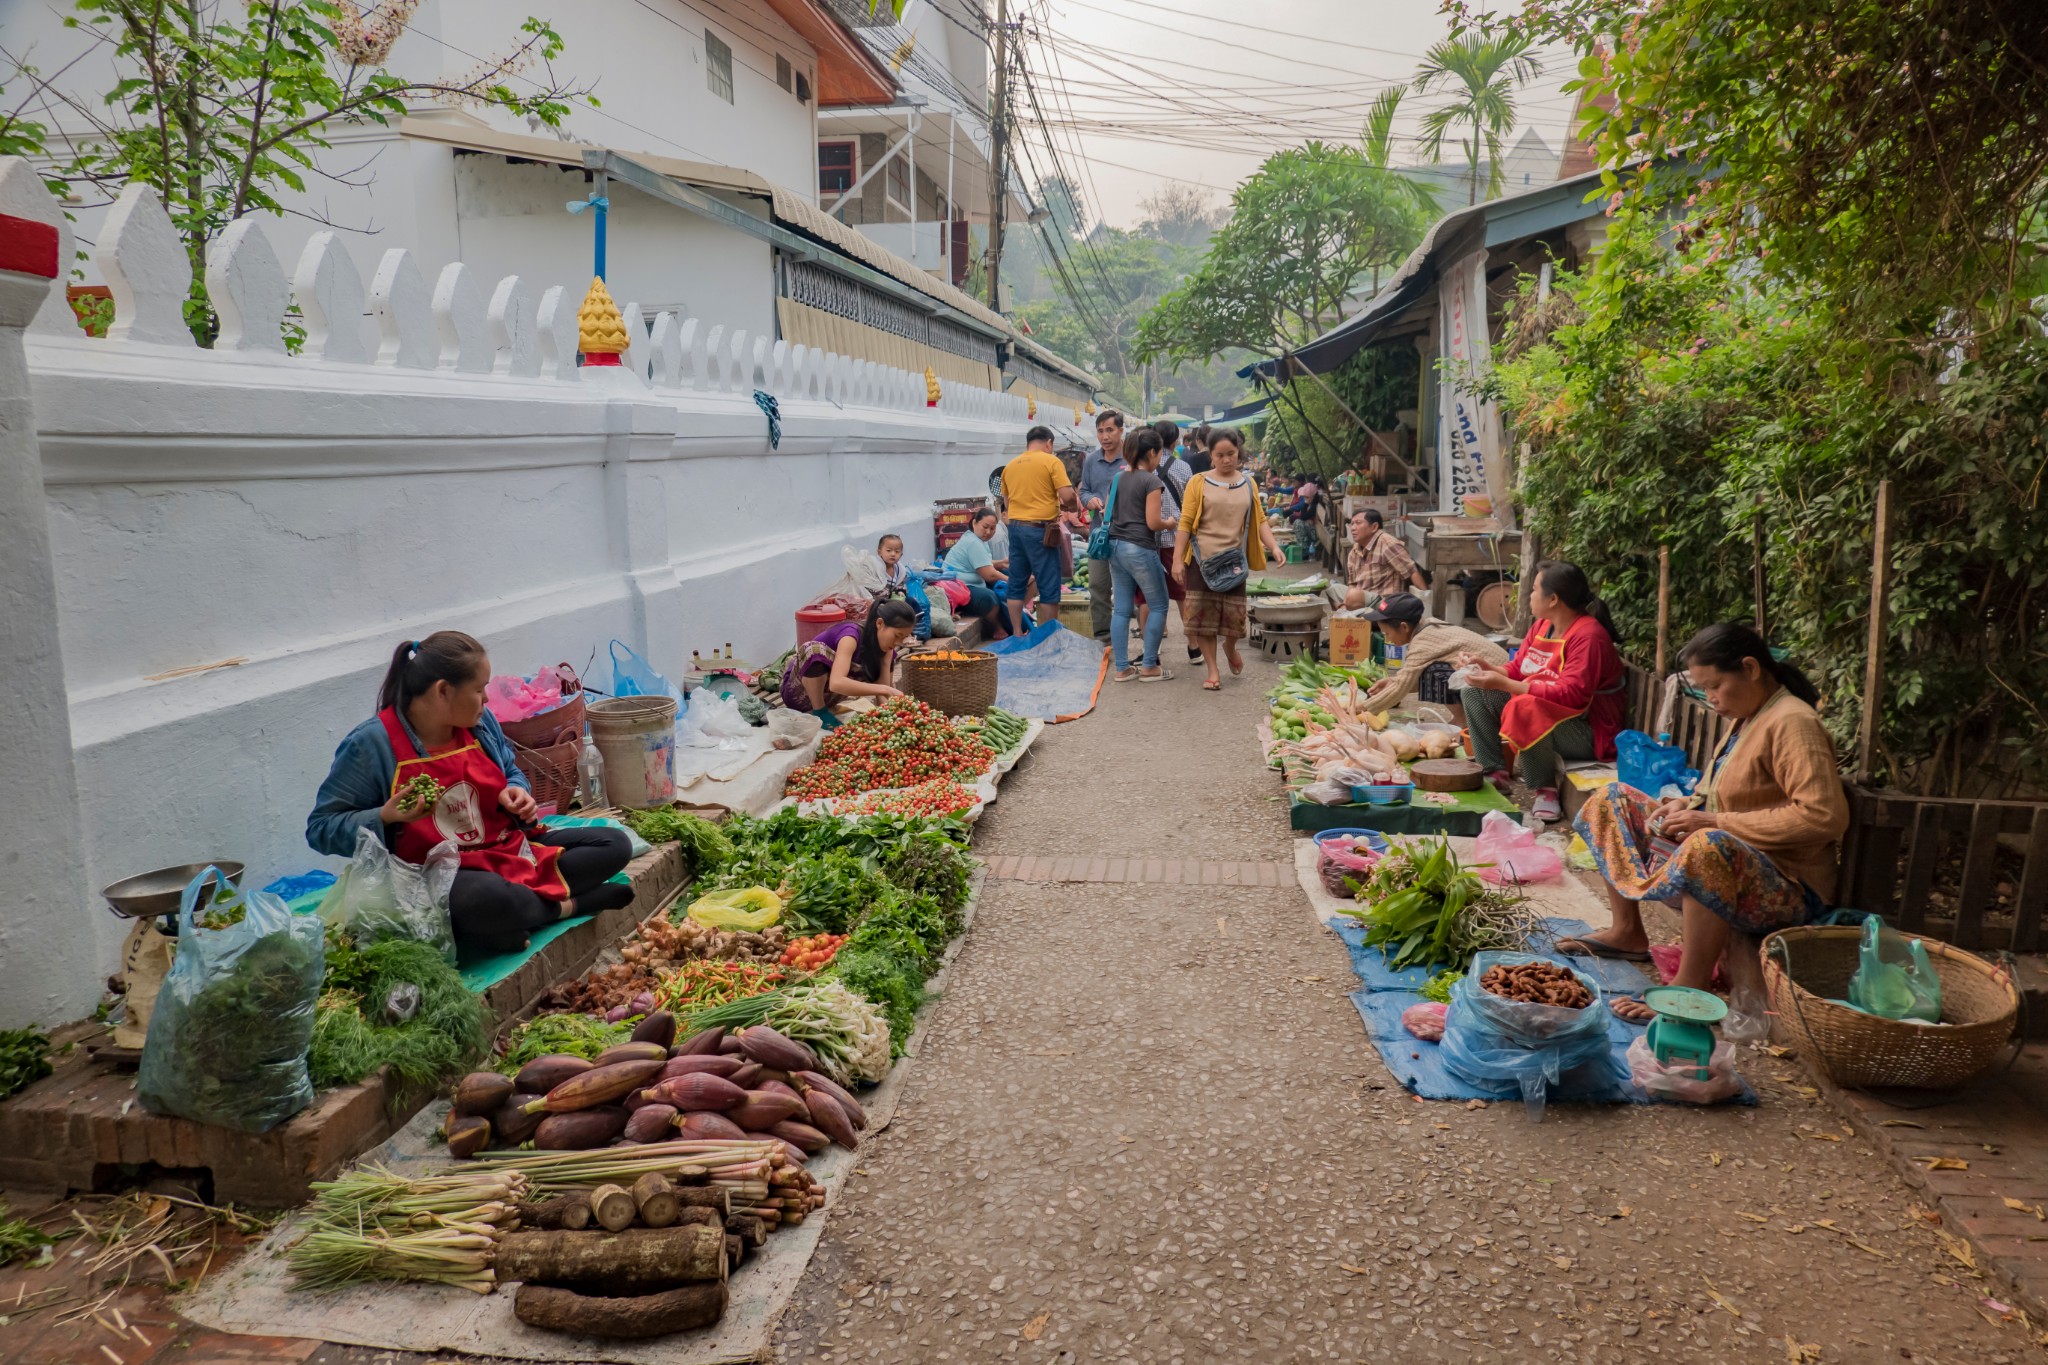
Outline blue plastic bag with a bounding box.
[137,867,325,1132]
[1616,729,1698,798]
[1438,951,1625,1120]
[610,639,680,703]
[903,576,934,642]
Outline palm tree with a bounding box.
[1412,34,1544,206]
[1358,89,1440,292]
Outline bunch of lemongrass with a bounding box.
[306,1164,527,1233]
[460,1139,782,1196]
[288,1219,503,1294]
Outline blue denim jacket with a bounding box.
[305,709,530,859]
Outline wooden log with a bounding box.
[589,1183,636,1233]
[676,1206,722,1230]
[496,1227,728,1295]
[514,1195,591,1231]
[631,1172,679,1229]
[725,1212,766,1248]
[726,1232,744,1269]
[513,1281,728,1339]
[674,1186,731,1215]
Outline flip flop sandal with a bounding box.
[1201,680,1223,692]
[1138,669,1174,683]
[1530,789,1563,823]
[1555,936,1653,963]
[1112,669,1140,683]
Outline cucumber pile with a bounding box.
[1267,656,1383,743]
[955,706,1029,755]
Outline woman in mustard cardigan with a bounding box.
[1170,429,1284,691]
[1565,622,1850,1021]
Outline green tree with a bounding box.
[1133,141,1428,368]
[1411,32,1543,206]
[14,0,587,341]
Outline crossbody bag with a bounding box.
[1194,478,1255,593]
[1085,472,1122,561]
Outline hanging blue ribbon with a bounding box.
[753,389,783,450]
[565,194,610,215]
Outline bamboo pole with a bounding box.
[1752,495,1768,636]
[1856,481,1895,785]
[1654,545,1671,679]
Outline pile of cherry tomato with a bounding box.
[785,698,995,799]
[832,779,977,819]
[780,933,847,971]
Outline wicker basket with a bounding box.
[499,665,585,749]
[513,735,581,811]
[1760,926,2019,1089]
[901,651,998,718]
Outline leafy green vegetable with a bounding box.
[880,831,975,927]
[826,947,923,1056]
[618,808,734,870]
[774,849,890,935]
[307,938,489,1096]
[496,1012,630,1070]
[1421,970,1464,1004]
[1338,838,1535,972]
[0,1201,59,1267]
[0,1025,53,1101]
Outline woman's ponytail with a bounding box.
[1535,561,1622,649]
[377,631,488,713]
[1679,622,1821,706]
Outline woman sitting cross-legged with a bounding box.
[1562,623,1850,1022]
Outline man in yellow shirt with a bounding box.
[1001,425,1083,635]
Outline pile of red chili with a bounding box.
[785,698,995,800]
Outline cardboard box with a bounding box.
[1327,615,1375,666]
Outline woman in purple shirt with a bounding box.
[780,600,917,712]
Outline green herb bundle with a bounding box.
[1338,838,1536,972]
[0,1025,53,1101]
[496,1012,629,1070]
[774,849,890,935]
[618,808,734,870]
[307,938,489,1096]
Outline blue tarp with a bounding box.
[1333,915,1756,1107]
[979,621,1107,721]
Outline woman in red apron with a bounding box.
[307,632,633,959]
[1457,562,1627,824]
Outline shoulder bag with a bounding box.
[1193,478,1255,593]
[1085,472,1122,561]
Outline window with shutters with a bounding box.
[776,54,792,91]
[706,31,734,103]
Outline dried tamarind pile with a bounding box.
[1479,961,1593,1009]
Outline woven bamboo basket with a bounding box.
[513,735,581,811]
[1760,926,2019,1089]
[901,651,997,718]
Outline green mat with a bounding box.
[1289,780,1516,836]
[456,870,634,993]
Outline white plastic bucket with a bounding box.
[586,696,679,808]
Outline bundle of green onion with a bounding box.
[287,1164,527,1294]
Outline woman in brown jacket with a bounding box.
[1563,623,1849,1021]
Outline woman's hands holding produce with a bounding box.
[1658,808,1718,839]
[499,785,539,821]
[1461,667,1517,693]
[379,789,424,824]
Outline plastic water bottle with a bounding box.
[577,736,607,809]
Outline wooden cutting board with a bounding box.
[1410,758,1484,792]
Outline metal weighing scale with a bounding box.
[99,862,245,1052]
[1642,985,1727,1081]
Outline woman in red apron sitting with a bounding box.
[1457,561,1627,824]
[307,632,634,960]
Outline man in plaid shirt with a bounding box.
[1343,508,1427,609]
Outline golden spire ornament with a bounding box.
[1027,395,1036,419]
[924,365,941,407]
[577,276,628,366]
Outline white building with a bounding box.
[0,0,1095,404]
[1397,128,1557,209]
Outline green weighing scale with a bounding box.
[1642,986,1727,1081]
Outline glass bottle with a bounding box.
[577,734,607,809]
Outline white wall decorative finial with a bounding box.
[769,338,791,395]
[432,262,490,373]
[292,233,369,363]
[535,284,579,382]
[206,217,290,354]
[725,330,748,394]
[369,249,435,369]
[487,275,539,378]
[648,311,682,388]
[749,333,770,391]
[100,183,196,348]
[6,165,78,338]
[702,324,727,391]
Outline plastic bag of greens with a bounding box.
[1438,951,1623,1121]
[318,827,458,962]
[138,867,324,1132]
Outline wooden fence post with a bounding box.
[1856,481,1894,785]
[1654,544,1670,680]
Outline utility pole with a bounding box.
[987,0,1008,311]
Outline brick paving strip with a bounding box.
[1810,1043,2048,1319]
[981,854,1293,888]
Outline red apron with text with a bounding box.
[379,707,567,900]
[1498,623,1583,769]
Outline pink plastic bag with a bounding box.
[1402,1002,1448,1041]
[1473,811,1564,884]
[486,671,564,723]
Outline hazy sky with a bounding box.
[1017,0,1579,228]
